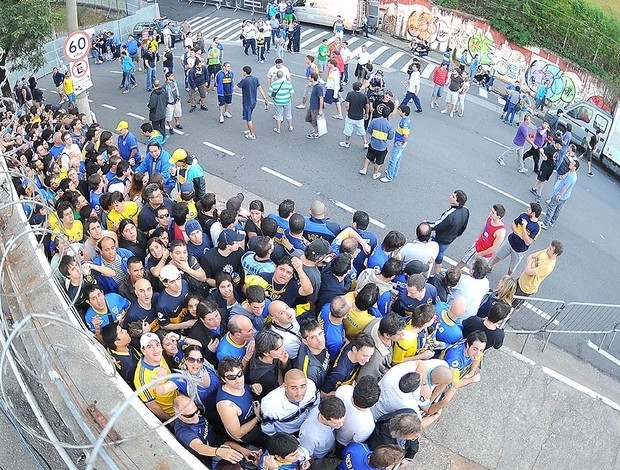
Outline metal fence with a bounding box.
[505,296,620,358]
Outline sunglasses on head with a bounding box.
[181,409,200,418]
[224,370,244,381]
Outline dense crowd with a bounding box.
[1,13,571,469]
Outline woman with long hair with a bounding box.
[208,272,244,312]
[118,218,148,259]
[477,275,517,318]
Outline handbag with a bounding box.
[270,80,284,99]
[317,114,327,136]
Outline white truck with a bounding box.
[544,101,620,176]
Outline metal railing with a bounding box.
[505,296,620,357]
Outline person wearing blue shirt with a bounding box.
[367,230,406,270]
[84,284,131,337]
[337,442,404,470]
[434,296,466,347]
[360,106,395,179]
[134,141,175,194]
[216,62,235,123]
[331,211,378,274]
[115,120,141,166]
[381,105,411,183]
[90,237,133,294]
[268,199,296,240]
[542,159,578,229]
[236,65,269,140]
[391,274,439,317]
[318,298,348,359]
[216,314,256,362]
[303,200,341,243]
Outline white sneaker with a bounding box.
[219,115,224,123]
[273,127,280,133]
[244,130,251,135]
[245,133,256,140]
[288,126,293,132]
[296,104,305,109]
[430,102,435,108]
[518,167,528,173]
[380,177,391,183]
[333,115,343,120]
[440,109,447,114]
[363,143,369,148]
[372,172,381,180]
[339,141,350,148]
[224,112,233,118]
[359,168,367,175]
[449,111,454,118]
[458,113,464,117]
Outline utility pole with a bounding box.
[66,0,94,124]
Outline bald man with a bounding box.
[435,295,467,347]
[268,300,301,359]
[260,368,319,435]
[304,199,341,243]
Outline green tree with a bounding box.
[0,0,54,98]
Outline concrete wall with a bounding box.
[7,3,160,88]
[378,0,617,110]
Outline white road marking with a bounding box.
[498,96,505,104]
[399,59,413,73]
[174,129,185,135]
[586,340,620,367]
[127,112,146,120]
[331,199,386,229]
[110,70,122,74]
[203,141,235,156]
[478,87,488,99]
[484,136,510,149]
[541,366,620,412]
[261,167,302,187]
[101,104,116,110]
[299,28,317,39]
[476,179,530,207]
[199,19,239,39]
[50,90,58,94]
[381,51,405,69]
[421,62,434,79]
[189,16,225,31]
[348,41,373,57]
[301,31,330,49]
[521,301,560,325]
[369,46,390,62]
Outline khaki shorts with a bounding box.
[166,101,182,121]
[305,108,319,127]
[190,84,207,100]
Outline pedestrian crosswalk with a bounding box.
[186,15,492,99]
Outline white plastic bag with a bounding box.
[317,114,327,136]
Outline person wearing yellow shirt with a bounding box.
[514,240,563,308]
[342,283,379,340]
[54,200,83,243]
[392,304,438,364]
[63,72,76,106]
[106,190,140,231]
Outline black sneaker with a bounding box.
[169,127,174,135]
[201,105,208,111]
[587,172,594,177]
[189,106,196,113]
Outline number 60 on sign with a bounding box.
[64,30,91,61]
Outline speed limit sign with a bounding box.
[64,30,91,62]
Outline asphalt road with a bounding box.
[59,2,620,378]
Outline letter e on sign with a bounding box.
[64,30,91,62]
[71,59,89,79]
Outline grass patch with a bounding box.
[49,3,124,35]
[585,0,620,17]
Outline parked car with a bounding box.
[132,17,182,43]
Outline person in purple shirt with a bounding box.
[496,114,534,172]
[521,120,549,173]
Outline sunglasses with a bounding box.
[181,409,200,418]
[186,356,204,364]
[157,213,170,218]
[224,370,244,381]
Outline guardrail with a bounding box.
[0,150,202,468]
[505,296,620,358]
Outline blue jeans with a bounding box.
[122,71,136,91]
[433,239,451,265]
[385,142,407,180]
[504,102,517,124]
[544,196,567,225]
[146,67,156,90]
[402,91,422,111]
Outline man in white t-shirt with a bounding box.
[298,396,346,466]
[334,376,380,445]
[266,58,291,87]
[449,257,490,319]
[353,45,371,80]
[398,222,439,278]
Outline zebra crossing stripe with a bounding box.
[478,87,488,98]
[348,40,373,57]
[299,28,317,39]
[381,51,405,69]
[421,62,434,79]
[200,19,240,39]
[369,45,390,62]
[190,16,226,31]
[301,31,331,49]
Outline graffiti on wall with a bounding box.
[379,0,612,108]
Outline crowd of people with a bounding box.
[0,11,577,470]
